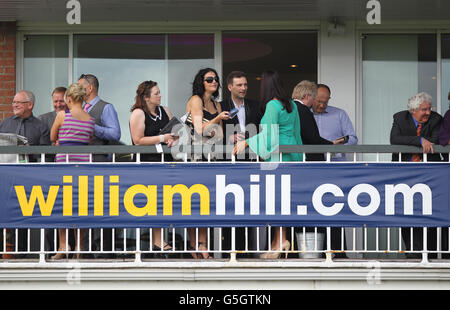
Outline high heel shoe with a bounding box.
[51,246,71,260]
[260,240,290,259]
[152,243,177,259]
[198,242,212,259]
[188,242,211,259]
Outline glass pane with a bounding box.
[442,34,450,114]
[167,34,215,118]
[362,34,437,148]
[222,31,318,102]
[23,35,69,117]
[73,34,214,145]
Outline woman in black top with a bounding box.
[129,80,176,255]
[130,80,176,162]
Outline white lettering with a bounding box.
[216,175,244,215]
[348,184,380,216]
[312,184,345,216]
[66,0,81,25]
[385,184,432,215]
[366,0,381,25]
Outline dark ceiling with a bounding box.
[0,0,450,22]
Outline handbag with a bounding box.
[159,117,182,135]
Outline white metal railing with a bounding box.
[0,144,449,265]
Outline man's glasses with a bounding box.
[204,76,219,83]
[11,101,29,105]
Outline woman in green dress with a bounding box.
[233,70,303,258]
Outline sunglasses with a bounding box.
[204,76,219,83]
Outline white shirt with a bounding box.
[232,99,246,133]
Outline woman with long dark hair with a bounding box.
[186,68,230,152]
[185,68,230,258]
[233,70,303,258]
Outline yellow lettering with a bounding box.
[78,176,88,216]
[123,184,157,216]
[94,176,103,216]
[163,184,210,216]
[63,176,73,216]
[109,175,119,216]
[15,185,60,216]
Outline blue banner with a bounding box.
[0,163,449,228]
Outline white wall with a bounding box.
[319,20,357,137]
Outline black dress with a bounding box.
[133,106,173,162]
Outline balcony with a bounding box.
[0,144,450,289]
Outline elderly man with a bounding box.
[0,90,50,153]
[0,90,50,258]
[38,86,67,133]
[390,92,442,162]
[390,92,444,258]
[312,84,358,161]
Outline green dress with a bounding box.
[247,99,303,162]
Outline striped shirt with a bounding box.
[55,111,95,163]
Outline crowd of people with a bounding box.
[1,67,449,260]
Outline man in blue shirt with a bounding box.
[77,74,121,258]
[312,84,358,161]
[78,74,121,162]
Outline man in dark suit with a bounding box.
[390,92,442,162]
[38,86,67,134]
[219,71,263,257]
[220,71,261,160]
[291,80,347,258]
[390,92,445,259]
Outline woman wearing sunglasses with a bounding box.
[184,68,230,259]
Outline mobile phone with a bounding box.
[229,108,239,119]
[338,135,349,143]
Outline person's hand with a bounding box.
[333,137,345,144]
[167,134,179,147]
[233,140,248,155]
[421,138,435,153]
[230,133,245,144]
[218,111,230,120]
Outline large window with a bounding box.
[362,34,437,147]
[23,33,215,144]
[222,31,318,102]
[73,34,214,144]
[442,34,450,115]
[23,35,69,117]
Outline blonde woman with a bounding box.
[50,83,95,259]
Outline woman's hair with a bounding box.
[259,70,292,114]
[65,83,86,104]
[131,80,158,114]
[192,68,221,101]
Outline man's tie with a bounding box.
[83,103,91,112]
[412,123,422,162]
